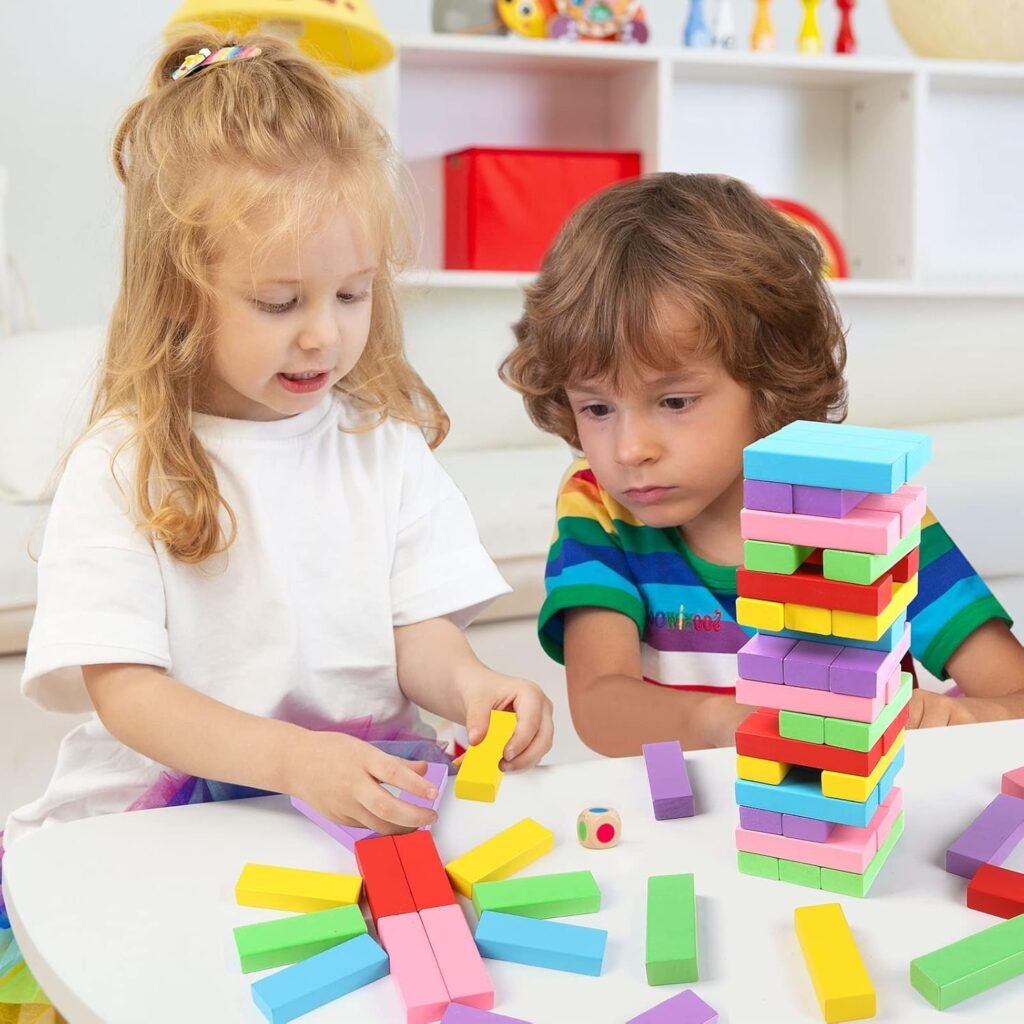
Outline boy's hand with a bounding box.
[287,730,439,834]
[463,673,554,773]
[906,689,1005,729]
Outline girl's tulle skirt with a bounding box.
[0,723,452,1015]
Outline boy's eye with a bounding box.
[255,298,297,314]
[663,396,696,411]
[581,403,611,418]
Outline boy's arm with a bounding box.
[565,607,754,755]
[910,620,1024,727]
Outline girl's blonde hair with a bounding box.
[95,29,447,563]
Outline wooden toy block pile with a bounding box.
[734,421,930,896]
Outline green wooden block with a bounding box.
[823,525,921,586]
[825,672,913,751]
[910,912,1024,1010]
[646,873,698,985]
[233,903,367,973]
[737,851,779,880]
[472,871,600,920]
[780,710,825,744]
[744,540,815,575]
[779,858,822,889]
[821,811,904,898]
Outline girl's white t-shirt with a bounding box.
[5,394,509,847]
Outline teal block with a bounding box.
[773,612,907,652]
[735,767,880,828]
[783,421,931,478]
[474,911,607,976]
[251,934,388,1024]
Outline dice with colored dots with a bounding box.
[577,807,621,849]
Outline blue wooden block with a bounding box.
[251,933,389,1024]
[773,612,908,652]
[743,421,930,493]
[735,767,880,828]
[878,746,906,802]
[474,911,607,976]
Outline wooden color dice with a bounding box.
[577,807,621,849]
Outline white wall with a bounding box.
[0,1,910,331]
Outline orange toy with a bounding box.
[497,0,557,37]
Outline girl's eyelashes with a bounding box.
[338,290,370,304]
[253,290,370,313]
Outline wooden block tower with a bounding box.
[733,420,930,896]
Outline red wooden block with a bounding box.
[890,546,919,584]
[736,708,893,777]
[354,835,416,926]
[737,564,893,615]
[393,829,457,912]
[882,704,911,753]
[966,863,1024,919]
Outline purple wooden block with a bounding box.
[829,624,911,697]
[441,1005,531,1024]
[744,479,793,514]
[643,741,694,819]
[291,761,449,850]
[783,640,844,690]
[783,813,836,843]
[792,484,869,518]
[626,989,719,1024]
[737,634,798,684]
[946,793,1024,879]
[739,806,783,835]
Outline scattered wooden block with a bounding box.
[233,903,367,974]
[393,829,457,912]
[625,988,719,1024]
[439,1004,531,1024]
[353,835,416,927]
[235,864,362,914]
[474,911,607,976]
[376,912,450,1024]
[444,819,554,898]
[1002,766,1024,799]
[472,871,601,920]
[420,903,495,1011]
[966,863,1024,920]
[646,873,698,985]
[642,741,694,820]
[946,793,1024,879]
[455,709,517,802]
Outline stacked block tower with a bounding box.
[733,420,930,896]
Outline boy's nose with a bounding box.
[615,425,660,466]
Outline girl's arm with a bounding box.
[394,616,553,771]
[908,620,1024,727]
[82,663,437,832]
[564,607,754,755]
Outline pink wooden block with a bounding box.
[421,905,495,1011]
[858,485,927,534]
[735,675,888,723]
[740,491,921,555]
[377,912,451,1024]
[1003,767,1024,800]
[735,787,903,873]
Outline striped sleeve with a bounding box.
[538,462,646,664]
[908,509,1013,679]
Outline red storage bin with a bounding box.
[444,146,641,272]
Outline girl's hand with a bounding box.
[906,689,1003,729]
[287,730,439,834]
[463,673,554,773]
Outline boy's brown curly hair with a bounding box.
[500,173,848,448]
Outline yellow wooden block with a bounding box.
[832,576,918,642]
[785,602,832,635]
[235,863,363,914]
[794,903,876,1022]
[737,754,792,785]
[445,818,553,898]
[736,596,785,632]
[821,732,905,802]
[455,708,517,802]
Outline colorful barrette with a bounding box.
[170,45,262,81]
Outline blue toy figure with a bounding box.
[683,0,711,48]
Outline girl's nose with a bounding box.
[297,304,339,352]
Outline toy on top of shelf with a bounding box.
[798,0,824,53]
[751,0,775,50]
[497,0,557,37]
[710,0,737,49]
[764,199,849,278]
[682,0,711,48]
[549,1,649,44]
[577,806,622,848]
[835,0,857,54]
[432,0,506,35]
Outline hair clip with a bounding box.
[171,45,262,81]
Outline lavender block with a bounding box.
[292,761,448,850]
[744,479,793,514]
[643,741,694,819]
[946,793,1024,879]
[626,989,719,1024]
[441,1005,531,1024]
[782,813,836,843]
[739,806,783,835]
[737,634,798,684]
[829,623,912,697]
[792,484,869,518]
[783,640,844,690]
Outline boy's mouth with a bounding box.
[624,486,676,505]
